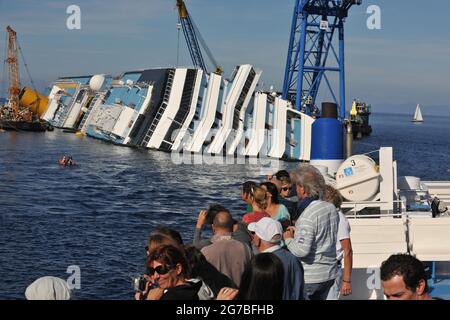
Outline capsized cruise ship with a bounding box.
[41,64,314,161]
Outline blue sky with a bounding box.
[1,0,450,115]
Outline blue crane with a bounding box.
[282,0,361,119]
[176,0,223,75]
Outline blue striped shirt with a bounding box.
[285,200,339,284]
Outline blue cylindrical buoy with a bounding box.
[311,118,344,159]
[311,103,344,160]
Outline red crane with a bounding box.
[4,25,31,121]
[1,25,49,131]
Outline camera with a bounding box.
[133,275,159,292]
[133,276,147,292]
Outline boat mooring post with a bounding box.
[345,119,353,158]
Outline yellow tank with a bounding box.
[19,87,49,117]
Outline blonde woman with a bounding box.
[242,186,270,224]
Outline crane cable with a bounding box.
[1,32,7,105]
[175,1,223,75]
[17,39,40,117]
[176,18,181,68]
[189,17,222,74]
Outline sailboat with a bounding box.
[412,104,423,123]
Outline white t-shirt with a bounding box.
[336,210,351,262]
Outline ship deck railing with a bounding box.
[343,198,450,266]
[341,199,406,217]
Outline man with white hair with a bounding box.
[283,165,339,300]
[248,217,305,300]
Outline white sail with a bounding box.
[413,104,423,122]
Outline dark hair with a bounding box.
[242,181,257,197]
[152,225,183,245]
[147,233,180,252]
[147,244,190,279]
[274,170,290,180]
[206,204,229,225]
[380,254,429,293]
[279,176,292,186]
[184,245,237,296]
[260,181,280,204]
[237,253,284,300]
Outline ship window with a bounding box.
[75,90,85,103]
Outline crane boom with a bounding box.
[6,25,20,116]
[3,25,35,121]
[175,0,223,75]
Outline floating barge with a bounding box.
[0,118,49,132]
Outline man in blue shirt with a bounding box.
[248,217,305,300]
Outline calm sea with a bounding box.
[0,111,449,299]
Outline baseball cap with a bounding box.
[248,217,283,243]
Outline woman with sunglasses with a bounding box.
[279,178,294,198]
[142,244,202,300]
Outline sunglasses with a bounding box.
[281,187,291,192]
[147,265,174,276]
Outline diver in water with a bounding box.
[59,156,67,166]
[59,155,76,166]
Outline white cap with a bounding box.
[248,217,283,243]
[25,276,73,300]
